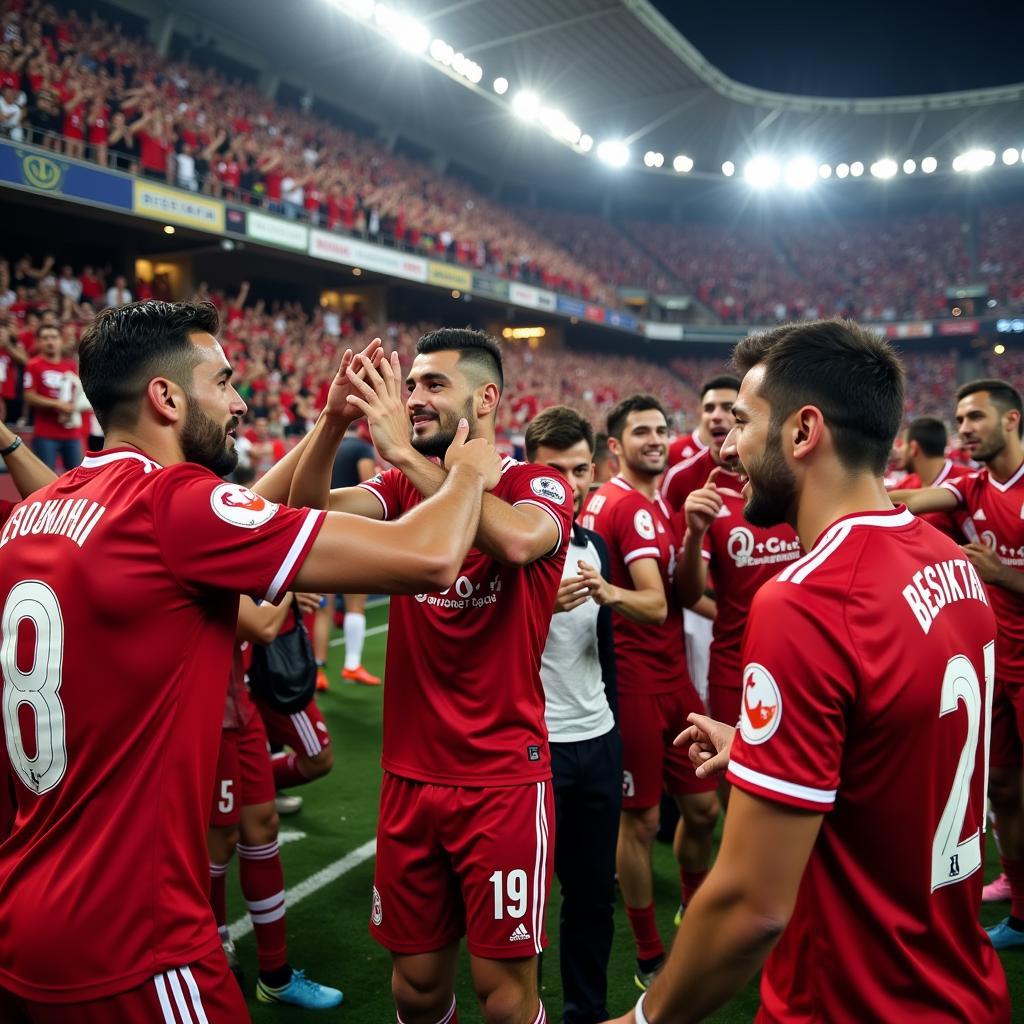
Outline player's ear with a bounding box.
[146,376,185,425]
[476,381,500,417]
[790,404,825,461]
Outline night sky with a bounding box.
[654,1,1024,98]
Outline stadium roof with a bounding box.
[118,0,1024,202]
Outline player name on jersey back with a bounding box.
[0,496,106,549]
[902,555,989,634]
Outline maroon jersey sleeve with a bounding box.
[726,580,856,812]
[503,464,574,557]
[610,492,664,567]
[358,467,406,521]
[151,464,325,602]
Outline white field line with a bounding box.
[228,838,377,940]
[328,622,389,647]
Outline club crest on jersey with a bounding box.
[633,509,656,540]
[531,476,567,504]
[210,483,279,529]
[371,885,383,926]
[739,663,783,745]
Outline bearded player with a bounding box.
[290,329,573,1024]
[612,321,1009,1024]
[581,396,718,990]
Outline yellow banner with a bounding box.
[426,262,473,291]
[132,181,225,232]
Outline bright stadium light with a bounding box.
[818,163,832,179]
[673,154,694,173]
[579,134,593,153]
[512,90,540,121]
[870,158,898,179]
[331,0,374,18]
[1003,147,1020,165]
[493,77,509,95]
[643,151,664,168]
[836,162,850,179]
[903,158,916,174]
[430,38,453,63]
[375,4,429,52]
[850,161,864,177]
[540,107,582,145]
[721,160,735,177]
[784,156,818,189]
[921,156,938,173]
[953,148,996,172]
[744,155,780,189]
[597,140,630,167]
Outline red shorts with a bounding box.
[709,685,741,729]
[990,677,1024,769]
[0,948,248,1022]
[372,773,554,960]
[209,712,277,828]
[253,694,330,758]
[619,689,717,809]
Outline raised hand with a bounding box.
[321,337,383,423]
[577,559,617,607]
[684,467,723,538]
[554,574,590,614]
[444,419,503,489]
[675,712,735,780]
[345,351,412,464]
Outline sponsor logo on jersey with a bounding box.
[633,509,656,540]
[726,527,801,568]
[371,885,383,926]
[739,663,782,745]
[210,483,279,529]
[531,476,567,504]
[509,923,531,942]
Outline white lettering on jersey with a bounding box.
[902,558,989,634]
[0,498,106,550]
[726,527,801,568]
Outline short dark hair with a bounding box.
[593,432,612,467]
[956,378,1023,438]
[906,416,947,458]
[700,375,741,399]
[79,300,217,431]
[524,406,594,461]
[415,327,503,393]
[606,394,668,440]
[733,319,905,476]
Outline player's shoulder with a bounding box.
[591,476,643,513]
[663,446,709,487]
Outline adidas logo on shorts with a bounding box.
[509,924,531,942]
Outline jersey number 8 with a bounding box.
[1,580,67,795]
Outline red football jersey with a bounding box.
[895,458,973,541]
[700,487,801,690]
[943,460,1024,684]
[581,475,691,695]
[23,356,80,439]
[359,458,572,786]
[666,429,705,468]
[0,448,324,1002]
[726,506,1008,1023]
[660,445,742,515]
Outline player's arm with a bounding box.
[580,556,668,624]
[0,422,56,496]
[236,593,320,644]
[291,427,499,594]
[345,352,558,563]
[674,472,720,607]
[23,386,69,413]
[889,485,959,515]
[962,543,1024,597]
[610,792,821,1024]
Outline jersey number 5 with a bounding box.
[931,642,994,891]
[1,581,67,795]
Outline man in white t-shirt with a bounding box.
[526,406,621,1024]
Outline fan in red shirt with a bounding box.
[581,396,718,989]
[895,378,1024,952]
[290,328,572,1024]
[23,323,82,471]
[888,415,972,540]
[616,321,1010,1024]
[0,302,497,1023]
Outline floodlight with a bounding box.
[673,154,693,173]
[744,155,780,188]
[903,159,916,174]
[870,158,898,179]
[466,63,482,84]
[1003,147,1020,166]
[850,161,864,177]
[835,163,850,179]
[430,39,453,63]
[597,140,630,167]
[375,5,429,52]
[952,149,995,172]
[512,91,540,121]
[643,151,664,168]
[493,77,509,95]
[784,156,817,189]
[818,163,832,178]
[921,156,937,173]
[579,134,593,153]
[721,161,735,177]
[332,0,374,18]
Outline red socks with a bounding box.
[1001,856,1024,921]
[625,902,664,961]
[271,752,311,790]
[209,861,229,927]
[681,868,708,907]
[238,840,288,972]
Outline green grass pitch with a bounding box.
[227,599,1023,1021]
